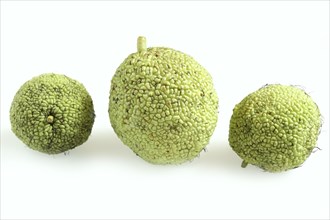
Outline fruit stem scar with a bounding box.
[47,115,54,124]
[241,160,248,168]
[137,36,147,52]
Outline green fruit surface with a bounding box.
[109,37,218,164]
[10,73,95,154]
[229,84,321,172]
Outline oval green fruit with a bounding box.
[229,84,322,172]
[10,73,95,154]
[109,37,219,164]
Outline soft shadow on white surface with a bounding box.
[70,128,130,159]
[1,127,237,170]
[0,128,307,174]
[197,142,240,169]
[193,140,282,176]
[1,128,133,167]
[71,129,247,173]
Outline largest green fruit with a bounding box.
[109,36,219,164]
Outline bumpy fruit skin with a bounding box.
[10,73,95,154]
[109,37,218,164]
[229,84,321,172]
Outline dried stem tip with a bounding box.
[137,36,147,52]
[47,115,54,124]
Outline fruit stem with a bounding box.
[47,115,54,124]
[137,36,147,52]
[241,160,248,168]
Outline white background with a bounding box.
[1,1,329,219]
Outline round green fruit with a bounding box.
[109,36,219,164]
[229,84,322,172]
[10,73,95,154]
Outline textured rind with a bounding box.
[10,73,95,154]
[229,84,321,172]
[109,47,218,164]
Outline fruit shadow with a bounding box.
[71,129,133,161]
[3,126,245,171]
[195,141,242,172]
[72,131,243,171]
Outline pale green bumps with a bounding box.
[10,73,95,154]
[109,36,219,164]
[229,84,322,172]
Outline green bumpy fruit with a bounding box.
[109,36,219,164]
[229,84,322,172]
[10,73,95,154]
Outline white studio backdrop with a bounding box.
[1,1,329,219]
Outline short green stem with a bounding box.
[241,160,248,168]
[137,36,147,52]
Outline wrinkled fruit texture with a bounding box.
[229,84,321,172]
[109,37,218,164]
[10,73,95,154]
